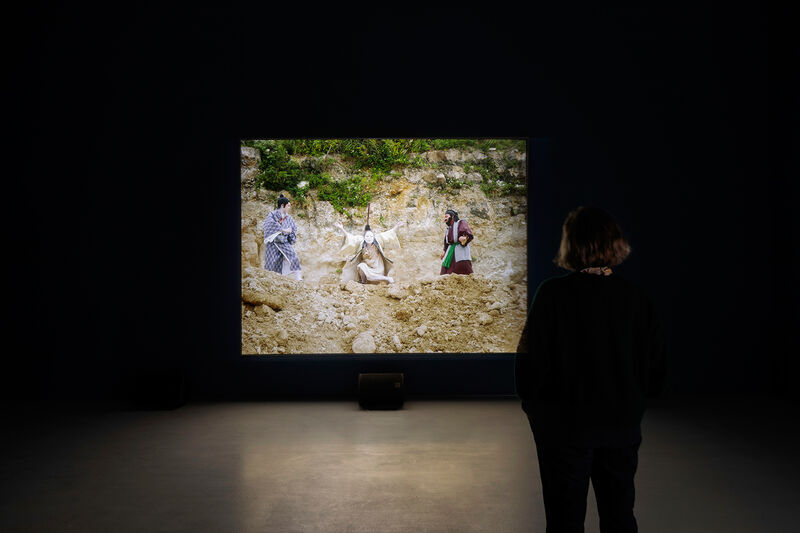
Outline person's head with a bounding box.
[364,230,375,245]
[554,206,631,271]
[444,209,459,225]
[277,194,290,211]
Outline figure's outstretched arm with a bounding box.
[338,223,362,257]
[376,222,403,250]
[333,221,348,237]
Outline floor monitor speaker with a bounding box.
[358,373,404,410]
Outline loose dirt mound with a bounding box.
[242,268,527,354]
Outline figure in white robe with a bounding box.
[334,221,404,284]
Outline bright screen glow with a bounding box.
[241,139,528,354]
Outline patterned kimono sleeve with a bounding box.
[287,215,298,245]
[339,232,363,258]
[375,227,400,251]
[263,213,281,242]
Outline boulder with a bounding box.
[241,285,285,310]
[424,150,447,163]
[344,280,363,293]
[254,304,275,317]
[352,331,376,353]
[241,235,260,268]
[387,285,408,299]
[420,169,441,185]
[464,172,483,184]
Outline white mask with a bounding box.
[364,231,375,245]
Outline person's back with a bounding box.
[517,271,666,446]
[515,206,666,533]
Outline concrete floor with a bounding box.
[1,397,798,532]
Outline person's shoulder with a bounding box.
[534,273,572,296]
[608,273,646,293]
[608,274,657,305]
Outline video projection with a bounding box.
[240,138,528,354]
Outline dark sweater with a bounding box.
[515,271,667,444]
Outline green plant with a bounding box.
[316,174,374,213]
[242,138,526,208]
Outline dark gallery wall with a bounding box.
[4,5,795,404]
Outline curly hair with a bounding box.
[554,206,631,271]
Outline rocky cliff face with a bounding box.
[241,146,528,354]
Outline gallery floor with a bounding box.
[1,396,797,532]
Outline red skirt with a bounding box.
[440,260,473,275]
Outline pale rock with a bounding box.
[241,234,260,268]
[444,149,461,162]
[416,325,427,336]
[241,283,285,310]
[352,331,376,353]
[421,169,441,185]
[477,312,493,325]
[424,150,447,163]
[393,335,403,349]
[345,280,363,293]
[241,146,260,167]
[445,167,465,181]
[387,285,408,299]
[465,172,483,184]
[241,146,260,187]
[404,169,423,183]
[254,304,275,317]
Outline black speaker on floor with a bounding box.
[358,373,404,410]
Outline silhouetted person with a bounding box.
[515,206,667,533]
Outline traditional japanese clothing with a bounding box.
[440,218,474,275]
[339,227,400,283]
[262,209,302,277]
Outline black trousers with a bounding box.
[530,422,642,533]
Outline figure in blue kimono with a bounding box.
[262,194,302,280]
[334,220,404,284]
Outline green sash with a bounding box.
[442,245,455,268]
